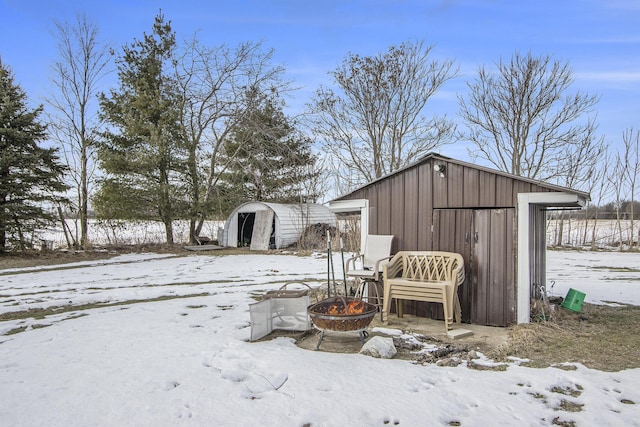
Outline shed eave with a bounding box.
[330,153,591,203]
[518,192,587,208]
[515,191,586,325]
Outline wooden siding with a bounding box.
[463,167,480,206]
[432,162,448,208]
[342,157,557,239]
[403,167,419,250]
[479,171,497,206]
[417,163,433,249]
[432,209,474,323]
[468,208,516,326]
[378,179,391,235]
[447,163,464,206]
[390,174,405,248]
[367,186,379,235]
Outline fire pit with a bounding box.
[307,296,378,350]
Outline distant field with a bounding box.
[40,219,224,248]
[38,218,639,250]
[547,218,639,248]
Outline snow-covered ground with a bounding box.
[1,250,639,426]
[547,249,640,306]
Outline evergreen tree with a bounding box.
[95,13,186,243]
[0,61,69,251]
[221,94,319,209]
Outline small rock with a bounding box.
[436,357,462,367]
[468,350,479,360]
[360,336,397,359]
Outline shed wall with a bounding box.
[340,158,554,250]
[336,156,562,327]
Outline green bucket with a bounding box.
[561,288,586,313]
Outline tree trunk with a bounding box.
[80,142,89,249]
[616,206,623,250]
[582,207,589,246]
[555,213,565,246]
[0,192,5,251]
[187,145,201,245]
[630,202,635,248]
[14,217,25,251]
[164,220,174,245]
[57,204,74,248]
[590,212,599,250]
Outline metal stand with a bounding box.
[354,279,384,321]
[315,331,324,351]
[314,329,369,351]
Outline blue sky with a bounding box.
[1,0,639,161]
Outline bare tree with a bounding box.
[583,149,614,249]
[459,52,600,181]
[173,38,289,242]
[622,127,640,247]
[605,153,628,250]
[552,125,606,246]
[47,14,110,248]
[307,40,458,189]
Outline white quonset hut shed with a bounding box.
[221,202,337,250]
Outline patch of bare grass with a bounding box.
[0,243,270,271]
[0,249,117,270]
[488,303,640,371]
[5,323,53,335]
[552,416,577,426]
[0,244,325,272]
[590,266,640,273]
[556,399,584,412]
[551,385,583,398]
[467,361,508,371]
[0,293,210,323]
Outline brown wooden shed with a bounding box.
[329,153,590,327]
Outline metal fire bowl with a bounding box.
[307,296,378,332]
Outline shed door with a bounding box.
[472,209,516,326]
[433,209,515,326]
[432,209,473,322]
[250,210,274,251]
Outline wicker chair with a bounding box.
[382,251,465,332]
